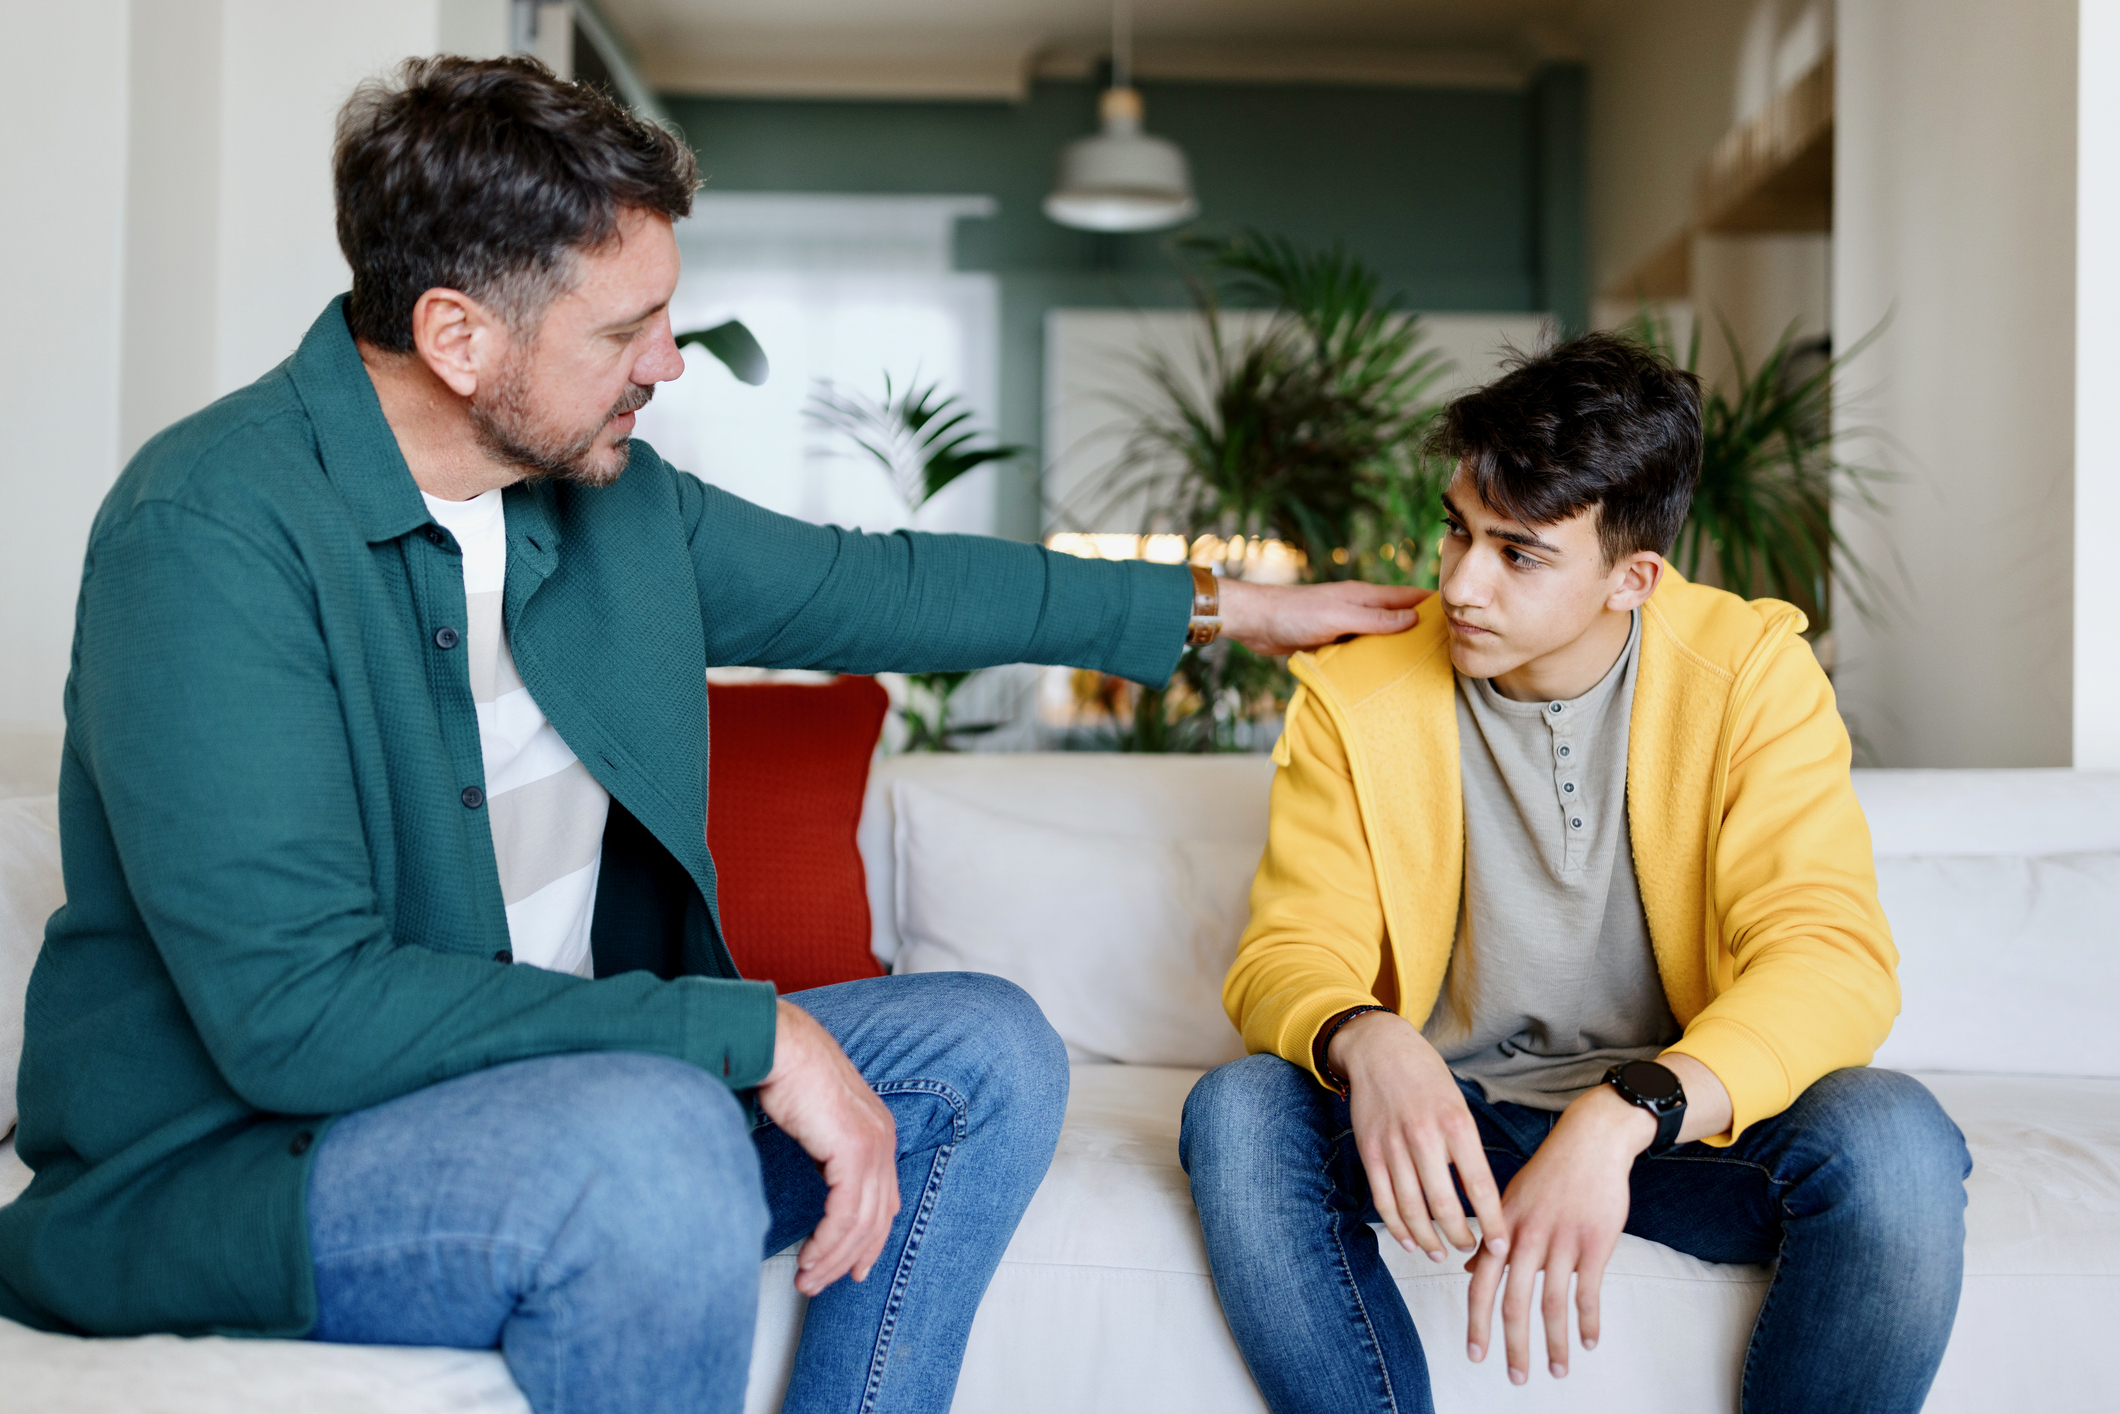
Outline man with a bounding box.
[1181,334,1972,1413]
[0,57,1420,1414]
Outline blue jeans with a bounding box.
[305,971,1068,1414]
[1180,1055,1971,1414]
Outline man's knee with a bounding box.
[920,972,1070,1123]
[533,1053,769,1284]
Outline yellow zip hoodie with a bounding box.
[1223,571,1900,1145]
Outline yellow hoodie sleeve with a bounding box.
[1662,630,1902,1144]
[1222,683,1401,1087]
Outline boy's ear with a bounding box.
[1605,551,1665,612]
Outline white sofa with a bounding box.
[3,748,2117,1413]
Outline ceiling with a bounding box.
[598,0,1609,100]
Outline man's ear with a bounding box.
[408,288,507,400]
[1605,551,1665,612]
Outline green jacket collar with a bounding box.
[286,296,434,546]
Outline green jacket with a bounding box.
[0,299,1190,1337]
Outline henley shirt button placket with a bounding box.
[434,626,460,650]
[461,785,485,809]
[288,1130,313,1157]
[494,949,514,964]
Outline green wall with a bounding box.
[664,73,1585,540]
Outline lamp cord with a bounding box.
[1112,0,1132,90]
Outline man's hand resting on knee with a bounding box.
[755,999,901,1296]
[1463,1052,1732,1386]
[1330,1012,1509,1267]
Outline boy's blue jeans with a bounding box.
[1181,1054,1971,1414]
[303,971,1068,1414]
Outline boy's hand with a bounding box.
[1464,1053,1732,1383]
[1330,1011,1509,1263]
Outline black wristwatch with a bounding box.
[1603,1060,1686,1157]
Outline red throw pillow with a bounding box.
[706,675,890,994]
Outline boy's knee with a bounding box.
[1810,1069,1970,1240]
[1180,1053,1310,1176]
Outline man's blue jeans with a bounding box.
[303,971,1067,1414]
[1181,1055,1972,1414]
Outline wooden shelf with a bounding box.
[1698,50,1834,234]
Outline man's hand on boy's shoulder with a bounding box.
[1331,1011,1508,1267]
[1219,580,1431,658]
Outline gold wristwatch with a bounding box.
[1187,565,1222,647]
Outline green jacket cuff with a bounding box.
[681,976,780,1089]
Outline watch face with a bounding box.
[1619,1060,1682,1102]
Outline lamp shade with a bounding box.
[1043,87,1198,233]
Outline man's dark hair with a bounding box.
[1427,331,1703,565]
[334,55,698,351]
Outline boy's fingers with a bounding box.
[1465,1242,1504,1361]
[1542,1252,1574,1377]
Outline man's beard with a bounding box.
[470,359,655,488]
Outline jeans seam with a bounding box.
[1326,1131,1400,1414]
[854,1078,969,1413]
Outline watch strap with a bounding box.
[1186,565,1221,648]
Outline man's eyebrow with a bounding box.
[1440,489,1563,555]
[599,298,668,332]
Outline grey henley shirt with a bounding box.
[1421,611,1680,1110]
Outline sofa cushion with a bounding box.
[1872,852,2120,1076]
[706,676,890,995]
[0,795,61,1139]
[890,780,1255,1067]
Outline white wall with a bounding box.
[1832,0,2078,767]
[1581,0,1756,302]
[0,0,513,735]
[1,0,131,734]
[2079,1,2120,769]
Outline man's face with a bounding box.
[470,207,685,487]
[1435,467,1651,687]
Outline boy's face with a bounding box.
[1436,467,1665,700]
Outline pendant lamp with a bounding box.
[1043,0,1198,232]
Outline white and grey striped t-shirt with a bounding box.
[423,489,610,977]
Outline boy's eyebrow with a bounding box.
[1440,489,1564,555]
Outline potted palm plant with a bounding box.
[804,374,1025,750]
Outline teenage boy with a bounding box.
[1181,333,1971,1414]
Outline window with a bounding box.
[633,193,1003,537]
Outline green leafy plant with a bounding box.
[674,320,770,385]
[1073,231,1456,752]
[807,374,1027,513]
[1629,307,1895,635]
[1101,230,1456,583]
[804,375,1025,751]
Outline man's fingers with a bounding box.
[1464,1242,1504,1362]
[1577,1250,1607,1352]
[1541,1250,1574,1378]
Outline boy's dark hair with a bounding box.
[1427,331,1703,564]
[334,55,698,352]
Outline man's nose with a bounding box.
[637,314,685,384]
